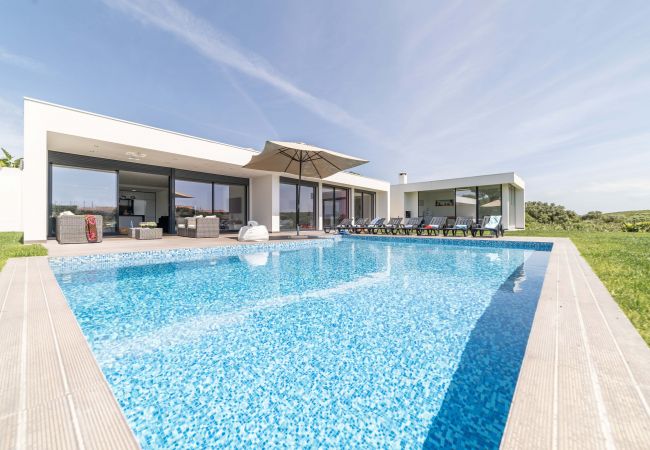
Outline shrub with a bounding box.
[526,201,579,225]
[524,202,650,232]
[623,222,650,233]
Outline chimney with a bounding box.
[398,172,408,184]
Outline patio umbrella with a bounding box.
[244,141,368,235]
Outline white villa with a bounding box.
[0,98,525,242]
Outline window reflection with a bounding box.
[50,165,117,235]
[323,185,349,228]
[279,180,316,231]
[175,180,212,217]
[213,184,246,231]
[478,185,502,219]
[354,191,375,220]
[455,187,477,220]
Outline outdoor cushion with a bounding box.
[486,216,500,229]
[455,224,468,230]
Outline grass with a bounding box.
[507,230,650,345]
[0,232,48,270]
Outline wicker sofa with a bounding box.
[56,215,104,244]
[186,217,220,238]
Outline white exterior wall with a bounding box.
[515,187,525,228]
[22,98,389,240]
[0,168,23,232]
[404,192,418,218]
[390,172,526,229]
[250,174,280,232]
[502,184,511,229]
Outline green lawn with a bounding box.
[507,230,650,345]
[0,232,48,270]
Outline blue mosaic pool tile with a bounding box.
[49,236,340,274]
[342,233,553,251]
[50,236,550,449]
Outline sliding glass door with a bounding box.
[478,185,502,219]
[322,185,349,228]
[175,179,248,231]
[279,178,317,231]
[455,187,477,220]
[354,190,375,220]
[213,183,247,231]
[174,179,213,218]
[49,165,118,236]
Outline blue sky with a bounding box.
[2,0,650,213]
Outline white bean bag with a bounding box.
[238,221,269,242]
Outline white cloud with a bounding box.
[102,0,381,142]
[0,47,43,72]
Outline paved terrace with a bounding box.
[0,234,649,449]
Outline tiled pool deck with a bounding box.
[1,234,649,449]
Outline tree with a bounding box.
[0,148,23,169]
[582,211,603,221]
[525,201,578,225]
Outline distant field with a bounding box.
[603,209,650,218]
[508,230,650,345]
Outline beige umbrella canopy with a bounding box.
[244,141,369,234]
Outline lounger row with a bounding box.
[332,216,504,237]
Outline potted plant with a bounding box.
[135,222,162,240]
[139,221,158,228]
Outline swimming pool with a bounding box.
[50,236,551,449]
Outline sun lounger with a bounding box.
[416,216,447,236]
[472,215,503,238]
[443,217,475,237]
[334,218,353,233]
[401,217,423,235]
[351,218,370,233]
[382,217,402,234]
[358,217,385,234]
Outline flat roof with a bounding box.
[392,172,525,191]
[25,97,260,153]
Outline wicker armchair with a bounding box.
[187,217,219,238]
[176,217,189,236]
[56,215,104,244]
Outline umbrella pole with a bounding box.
[296,152,302,236]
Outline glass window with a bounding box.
[322,185,349,228]
[175,180,212,218]
[354,191,362,219]
[279,180,316,231]
[50,165,117,235]
[335,188,349,222]
[478,184,502,220]
[354,191,375,220]
[455,187,477,220]
[280,182,296,231]
[362,192,374,218]
[214,184,247,231]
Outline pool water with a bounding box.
[51,237,550,449]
